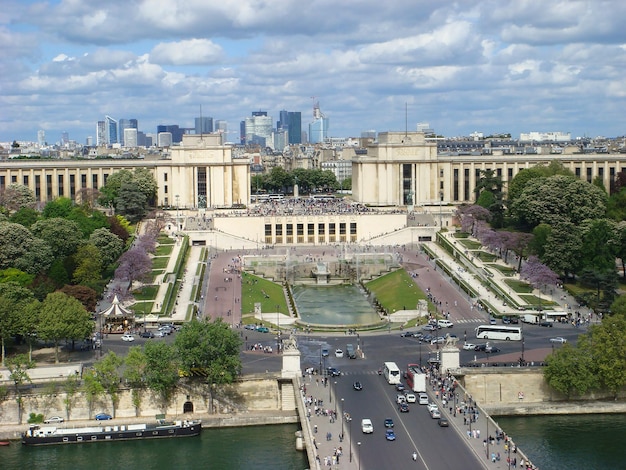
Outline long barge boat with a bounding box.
[22,419,202,446]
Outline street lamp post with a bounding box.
[357,442,361,470]
[340,398,344,437]
[349,418,353,462]
[329,377,332,404]
[334,382,337,413]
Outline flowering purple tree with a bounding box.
[115,246,152,290]
[457,205,491,235]
[520,256,560,291]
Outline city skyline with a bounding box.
[2,1,625,143]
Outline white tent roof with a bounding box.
[100,295,133,318]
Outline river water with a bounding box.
[1,424,308,470]
[496,413,626,470]
[3,415,622,469]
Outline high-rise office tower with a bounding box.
[61,132,69,145]
[278,111,302,144]
[214,120,227,133]
[157,125,183,143]
[195,117,213,135]
[118,119,138,146]
[309,102,329,144]
[105,116,118,144]
[124,128,138,148]
[245,111,273,147]
[37,130,45,147]
[96,121,106,146]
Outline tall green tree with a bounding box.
[31,218,83,258]
[174,318,242,384]
[6,353,34,424]
[115,183,147,223]
[0,222,54,274]
[0,184,36,213]
[0,283,35,365]
[123,346,147,416]
[544,336,596,398]
[143,341,180,412]
[542,221,583,278]
[72,243,103,285]
[9,207,40,228]
[42,197,73,219]
[92,352,123,417]
[589,316,626,398]
[89,228,124,267]
[38,292,93,363]
[82,367,106,418]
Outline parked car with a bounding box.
[463,342,476,350]
[422,324,436,331]
[385,429,396,441]
[550,337,567,344]
[474,344,487,352]
[485,346,501,353]
[353,381,363,391]
[256,326,270,333]
[321,348,329,357]
[429,408,441,419]
[244,324,256,330]
[398,403,410,413]
[44,416,64,424]
[489,317,497,325]
[121,334,135,342]
[361,418,373,434]
[95,413,112,421]
[327,367,341,377]
[430,336,445,345]
[502,316,512,324]
[400,331,416,338]
[335,349,344,358]
[384,418,394,428]
[139,331,154,338]
[539,321,554,328]
[438,418,449,427]
[427,403,439,413]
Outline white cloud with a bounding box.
[150,39,224,66]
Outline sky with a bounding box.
[1,0,625,144]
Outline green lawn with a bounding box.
[241,272,288,322]
[151,256,170,270]
[156,244,174,256]
[504,279,533,293]
[365,269,427,315]
[158,235,175,245]
[474,251,498,262]
[518,294,558,307]
[457,239,481,249]
[133,285,159,300]
[489,265,517,276]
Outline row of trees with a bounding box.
[545,310,626,399]
[10,319,242,422]
[251,167,349,195]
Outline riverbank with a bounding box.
[487,400,626,416]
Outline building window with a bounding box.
[23,175,29,186]
[586,167,592,183]
[81,174,87,188]
[164,173,168,182]
[58,175,64,197]
[69,174,76,199]
[92,174,98,188]
[164,185,168,194]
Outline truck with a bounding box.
[405,364,427,392]
[521,314,539,324]
[346,343,356,359]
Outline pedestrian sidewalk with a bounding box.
[298,374,358,470]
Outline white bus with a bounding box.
[382,362,401,385]
[475,325,522,341]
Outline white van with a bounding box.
[361,418,373,434]
[437,319,454,328]
[418,392,429,405]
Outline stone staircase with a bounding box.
[281,381,296,411]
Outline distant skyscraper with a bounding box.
[195,117,213,135]
[86,136,93,146]
[105,116,118,144]
[61,132,69,145]
[157,125,183,143]
[118,119,138,146]
[215,120,227,133]
[309,102,329,144]
[157,132,172,147]
[278,111,302,144]
[37,130,45,147]
[245,111,273,147]
[124,128,138,148]
[96,121,106,146]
